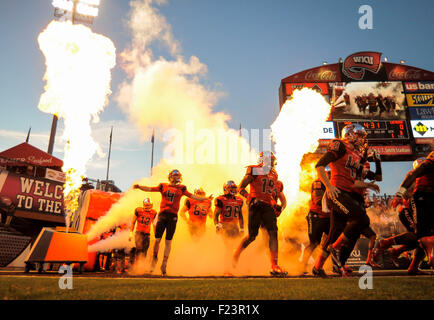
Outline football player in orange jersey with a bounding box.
[214,180,244,276]
[300,169,332,274]
[180,187,212,239]
[129,198,157,267]
[133,169,211,276]
[313,124,379,277]
[233,151,288,276]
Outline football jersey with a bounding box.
[215,195,243,224]
[327,139,363,192]
[414,155,434,193]
[272,180,283,201]
[135,208,157,233]
[185,199,212,224]
[150,183,193,214]
[352,162,371,196]
[309,179,329,218]
[245,165,279,205]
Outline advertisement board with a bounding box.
[408,106,434,120]
[406,93,434,107]
[411,120,434,138]
[0,169,65,221]
[404,81,434,92]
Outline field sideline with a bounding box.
[1,273,433,300]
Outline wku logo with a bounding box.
[342,51,382,80]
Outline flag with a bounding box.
[25,127,31,143]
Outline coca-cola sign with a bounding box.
[389,68,421,80]
[342,51,382,80]
[385,64,434,81]
[305,70,337,81]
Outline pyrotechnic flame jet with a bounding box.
[271,88,332,235]
[37,20,116,231]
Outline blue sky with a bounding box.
[0,0,433,193]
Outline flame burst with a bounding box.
[271,88,331,247]
[37,21,116,227]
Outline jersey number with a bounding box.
[165,190,175,202]
[345,155,358,178]
[261,178,275,194]
[224,205,240,218]
[139,216,151,225]
[193,205,207,217]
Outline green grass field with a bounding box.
[1,276,433,300]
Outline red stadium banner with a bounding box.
[281,64,341,83]
[369,145,412,155]
[385,64,434,81]
[0,169,65,222]
[415,138,434,145]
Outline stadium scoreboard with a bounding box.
[336,120,409,140]
[279,51,434,160]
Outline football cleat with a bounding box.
[419,236,434,267]
[365,257,382,269]
[343,265,353,274]
[332,264,342,275]
[340,266,352,278]
[160,262,167,276]
[150,256,158,273]
[372,240,388,263]
[328,246,343,269]
[312,267,328,278]
[232,249,241,269]
[387,248,402,268]
[270,265,288,277]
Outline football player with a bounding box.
[300,169,333,274]
[233,151,288,276]
[346,149,383,269]
[312,124,378,277]
[214,180,244,276]
[391,152,434,271]
[133,169,211,276]
[372,160,420,271]
[129,198,157,267]
[180,188,212,239]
